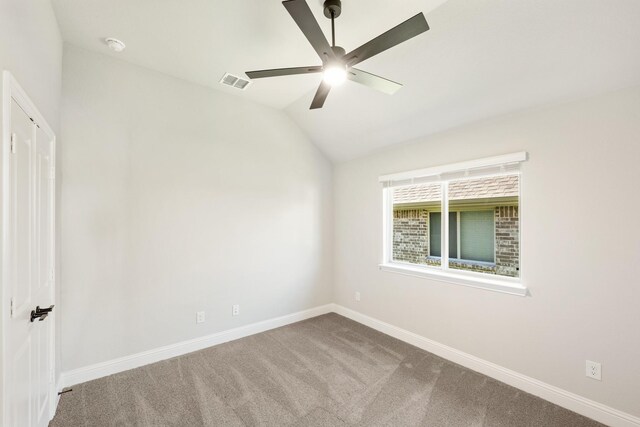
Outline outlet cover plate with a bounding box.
[232,304,240,316]
[196,311,205,324]
[586,360,601,380]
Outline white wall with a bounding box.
[60,45,333,372]
[334,87,640,417]
[0,0,62,420]
[0,0,62,130]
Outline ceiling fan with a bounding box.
[245,0,430,109]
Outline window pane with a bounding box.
[392,183,442,266]
[430,212,457,258]
[429,212,441,257]
[460,211,494,262]
[448,212,457,259]
[448,175,519,278]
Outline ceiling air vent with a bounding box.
[219,73,251,90]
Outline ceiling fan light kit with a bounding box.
[246,0,429,109]
[323,64,347,86]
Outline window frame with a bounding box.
[380,153,527,297]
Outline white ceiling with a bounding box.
[52,0,640,162]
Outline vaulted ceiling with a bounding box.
[52,0,640,161]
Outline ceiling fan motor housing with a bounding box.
[331,46,346,58]
[323,0,341,18]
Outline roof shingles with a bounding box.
[394,175,519,204]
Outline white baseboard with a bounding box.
[59,304,333,389]
[332,304,640,427]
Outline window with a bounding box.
[381,152,527,295]
[429,210,494,262]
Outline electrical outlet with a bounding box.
[232,304,240,316]
[355,292,361,302]
[196,311,205,324]
[586,360,601,380]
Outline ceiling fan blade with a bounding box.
[283,0,335,63]
[310,81,331,109]
[246,66,323,79]
[343,13,429,67]
[348,68,402,95]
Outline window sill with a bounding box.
[433,257,496,268]
[378,262,528,297]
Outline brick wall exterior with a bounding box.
[392,206,520,278]
[495,206,519,277]
[392,209,429,264]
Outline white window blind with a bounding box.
[379,152,527,188]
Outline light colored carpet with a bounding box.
[51,313,602,426]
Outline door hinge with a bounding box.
[10,297,14,318]
[50,167,55,181]
[10,133,16,154]
[50,269,55,281]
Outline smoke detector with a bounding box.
[105,38,126,52]
[219,73,251,90]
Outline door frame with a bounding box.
[1,70,57,425]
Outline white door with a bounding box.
[5,97,55,427]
